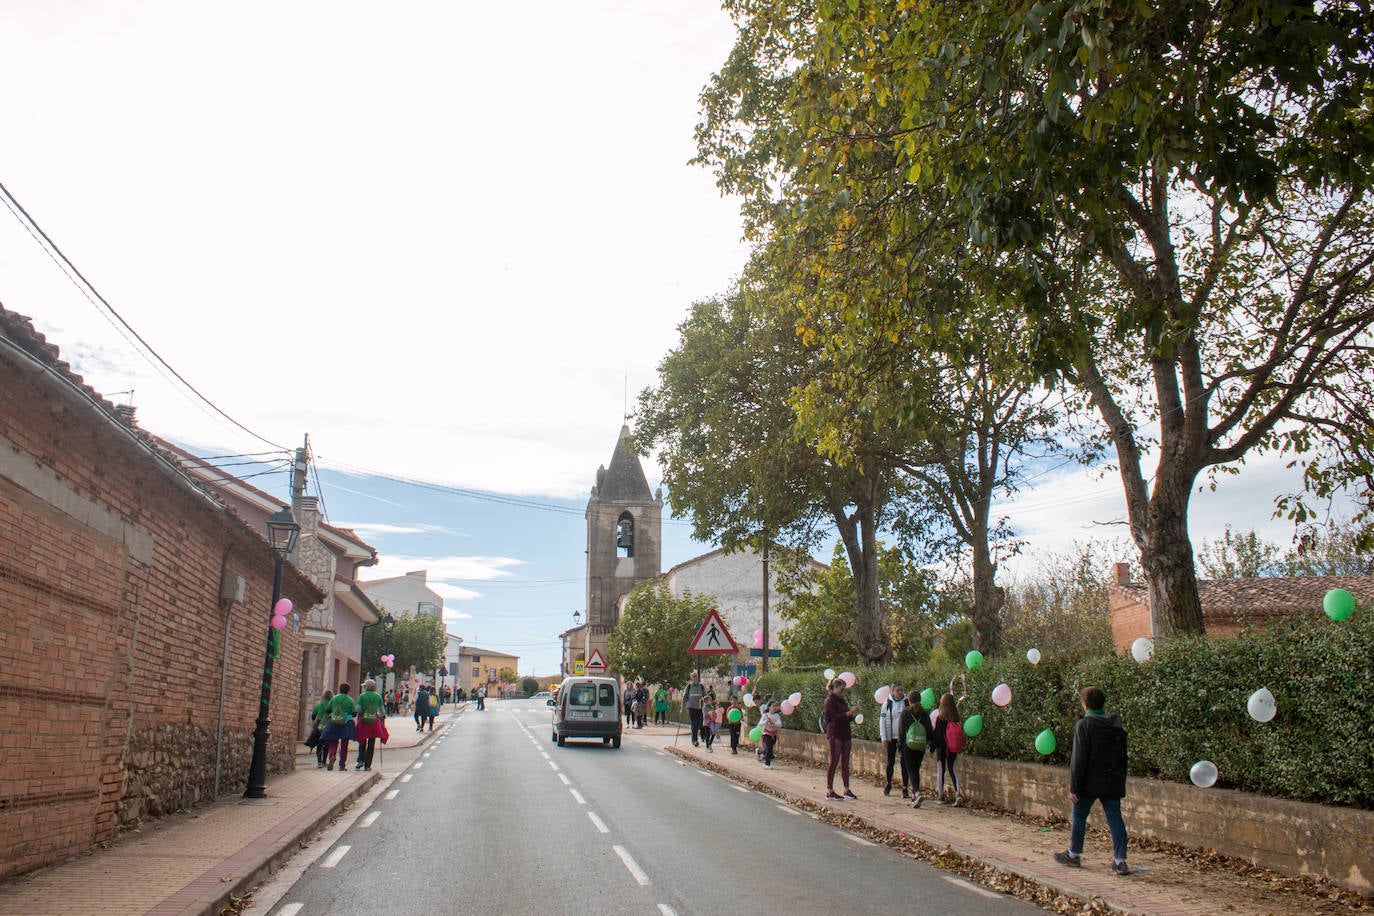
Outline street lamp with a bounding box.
[573,610,582,626]
[382,612,395,701]
[244,505,299,799]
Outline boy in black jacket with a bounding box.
[1054,686,1131,875]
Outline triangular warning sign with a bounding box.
[688,609,738,655]
[585,648,607,670]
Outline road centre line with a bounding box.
[359,811,380,828]
[657,906,678,916]
[587,811,609,834]
[319,845,351,868]
[541,752,551,760]
[558,773,571,785]
[548,760,560,771]
[569,788,586,805]
[612,845,651,886]
[942,875,1004,900]
[385,790,399,800]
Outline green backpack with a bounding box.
[905,721,927,751]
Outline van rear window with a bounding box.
[569,685,596,707]
[599,684,615,706]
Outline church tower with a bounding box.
[582,425,662,673]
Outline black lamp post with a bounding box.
[382,612,395,701]
[244,505,300,799]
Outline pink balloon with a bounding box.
[788,691,802,706]
[386,661,394,668]
[930,709,939,727]
[270,615,286,630]
[839,672,856,688]
[992,683,1013,707]
[874,685,891,704]
[780,700,795,715]
[753,629,763,648]
[273,598,292,616]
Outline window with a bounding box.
[471,666,480,678]
[616,512,635,558]
[598,684,616,706]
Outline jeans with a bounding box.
[688,708,703,744]
[357,737,376,768]
[762,734,777,765]
[1069,795,1128,862]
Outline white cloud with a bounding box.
[341,522,463,538]
[361,555,525,584]
[430,582,483,603]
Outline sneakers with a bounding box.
[952,794,966,807]
[843,790,858,800]
[910,793,923,809]
[901,788,910,799]
[326,761,334,771]
[763,762,772,769]
[883,784,892,796]
[1054,851,1082,868]
[1112,861,1132,876]
[826,791,842,800]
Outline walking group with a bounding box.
[306,679,388,772]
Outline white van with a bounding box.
[551,676,622,748]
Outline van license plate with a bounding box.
[570,710,593,718]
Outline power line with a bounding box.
[0,178,287,452]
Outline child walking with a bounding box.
[760,701,782,768]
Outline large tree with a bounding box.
[607,580,729,687]
[362,609,447,684]
[699,0,1374,635]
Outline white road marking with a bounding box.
[384,790,399,800]
[277,905,303,916]
[693,770,712,778]
[541,752,551,760]
[319,845,351,868]
[569,788,586,805]
[657,906,677,916]
[423,752,431,758]
[413,761,424,769]
[359,811,380,828]
[558,773,571,785]
[613,845,651,886]
[401,774,413,783]
[587,811,610,834]
[731,785,749,794]
[775,805,802,816]
[942,875,1004,900]
[843,833,876,847]
[548,760,560,771]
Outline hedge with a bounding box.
[746,608,1374,809]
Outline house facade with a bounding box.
[0,307,322,879]
[459,645,520,696]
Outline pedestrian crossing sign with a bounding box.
[688,609,738,655]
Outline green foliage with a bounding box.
[520,677,539,697]
[996,540,1126,659]
[1197,526,1284,579]
[361,609,446,682]
[773,608,1374,808]
[607,580,729,687]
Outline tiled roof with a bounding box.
[1,305,124,425]
[1115,575,1374,620]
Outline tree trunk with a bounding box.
[831,488,890,665]
[1141,477,1206,635]
[970,537,1004,652]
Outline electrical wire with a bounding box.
[0,178,287,452]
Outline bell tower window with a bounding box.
[616,512,635,558]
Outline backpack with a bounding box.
[945,721,967,754]
[904,721,927,751]
[818,713,828,733]
[429,694,439,710]
[330,707,346,725]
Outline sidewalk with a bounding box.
[629,725,1370,916]
[0,707,464,916]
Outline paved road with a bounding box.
[262,700,1039,915]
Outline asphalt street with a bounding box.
[259,700,1040,915]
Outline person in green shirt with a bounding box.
[321,683,356,771]
[653,686,669,726]
[353,679,386,771]
[309,689,333,768]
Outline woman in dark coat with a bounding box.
[822,677,860,800]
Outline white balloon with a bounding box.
[1026,647,1041,665]
[1189,760,1219,788]
[991,682,1013,707]
[1247,687,1277,723]
[1130,637,1155,663]
[824,668,836,680]
[743,692,755,708]
[854,713,864,725]
[874,686,891,704]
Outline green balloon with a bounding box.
[920,687,936,709]
[1035,729,1056,755]
[1324,588,1356,621]
[965,650,984,670]
[749,725,763,742]
[963,714,984,737]
[728,708,742,723]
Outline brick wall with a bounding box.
[1109,588,1151,650]
[0,345,318,879]
[776,729,1374,895]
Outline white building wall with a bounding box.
[358,570,444,618]
[665,548,792,655]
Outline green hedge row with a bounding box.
[747,609,1374,809]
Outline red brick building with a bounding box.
[1109,561,1374,648]
[0,307,323,879]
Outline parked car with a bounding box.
[530,691,552,702]
[550,676,621,748]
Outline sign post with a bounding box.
[688,609,738,678]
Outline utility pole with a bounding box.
[761,539,770,674]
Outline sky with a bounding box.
[0,2,1349,676]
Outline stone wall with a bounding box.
[776,729,1374,895]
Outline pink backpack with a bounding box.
[945,721,967,754]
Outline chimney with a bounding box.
[114,404,137,427]
[1113,562,1132,586]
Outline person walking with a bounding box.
[702,696,721,752]
[759,701,782,768]
[652,684,669,726]
[726,695,744,754]
[636,682,649,729]
[1055,686,1132,875]
[414,685,430,732]
[898,694,936,807]
[625,688,636,727]
[932,692,966,805]
[320,683,356,772]
[823,677,860,800]
[353,679,386,771]
[879,682,913,798]
[681,671,706,746]
[425,687,439,730]
[309,689,332,768]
